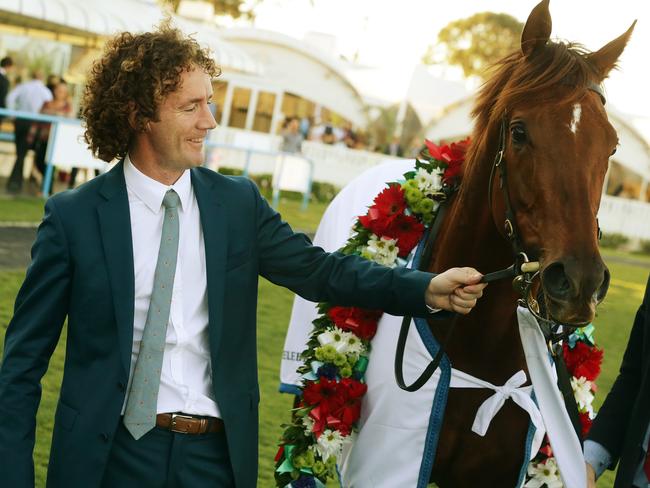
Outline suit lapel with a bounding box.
[97,161,135,379]
[191,168,228,358]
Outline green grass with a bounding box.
[0,192,329,232]
[0,196,46,222]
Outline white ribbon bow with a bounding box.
[450,369,546,459]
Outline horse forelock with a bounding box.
[464,41,603,181]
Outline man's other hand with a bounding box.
[426,267,486,315]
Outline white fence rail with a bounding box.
[207,127,393,187]
[598,195,650,240]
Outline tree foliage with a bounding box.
[161,0,259,19]
[423,12,523,79]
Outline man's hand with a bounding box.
[586,462,597,488]
[426,267,486,315]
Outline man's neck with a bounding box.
[128,153,184,186]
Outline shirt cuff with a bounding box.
[584,439,612,479]
[426,304,442,314]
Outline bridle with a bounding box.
[394,82,607,393]
[485,81,607,331]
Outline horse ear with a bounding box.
[521,0,552,57]
[588,21,636,80]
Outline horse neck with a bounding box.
[432,149,513,275]
[429,142,527,377]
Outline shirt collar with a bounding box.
[123,154,192,214]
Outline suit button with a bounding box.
[100,433,109,442]
[117,382,126,392]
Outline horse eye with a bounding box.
[510,124,528,145]
[610,147,617,156]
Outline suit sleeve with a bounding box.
[251,180,433,317]
[587,275,650,468]
[0,198,71,488]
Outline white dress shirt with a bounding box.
[6,79,52,113]
[121,155,220,418]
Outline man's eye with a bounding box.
[184,105,197,112]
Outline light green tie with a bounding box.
[123,189,180,440]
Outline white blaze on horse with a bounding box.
[280,1,635,487]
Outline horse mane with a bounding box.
[462,41,602,182]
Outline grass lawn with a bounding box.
[1,193,648,488]
[0,190,329,233]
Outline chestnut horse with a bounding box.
[426,1,634,486]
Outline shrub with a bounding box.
[599,232,629,249]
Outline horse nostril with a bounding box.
[597,266,611,302]
[542,261,572,299]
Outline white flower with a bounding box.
[571,376,595,410]
[318,327,364,355]
[362,234,399,267]
[314,429,344,460]
[414,167,442,196]
[301,414,315,436]
[525,457,563,488]
[343,332,365,356]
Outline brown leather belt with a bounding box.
[156,413,224,435]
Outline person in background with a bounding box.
[585,274,650,487]
[280,116,303,154]
[5,70,52,193]
[31,79,73,194]
[0,56,14,121]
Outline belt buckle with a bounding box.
[170,413,194,434]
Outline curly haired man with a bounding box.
[0,25,486,488]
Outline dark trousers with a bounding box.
[100,421,235,488]
[7,119,32,192]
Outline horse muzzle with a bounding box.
[539,256,610,325]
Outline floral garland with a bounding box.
[274,137,603,488]
[524,327,603,488]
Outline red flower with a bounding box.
[424,138,469,184]
[358,185,406,236]
[579,411,593,438]
[374,184,406,217]
[383,213,425,257]
[329,379,368,435]
[563,342,603,382]
[327,306,382,340]
[303,377,344,415]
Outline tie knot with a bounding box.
[162,190,180,209]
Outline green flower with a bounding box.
[333,353,347,367]
[404,187,423,207]
[339,365,352,378]
[312,461,326,476]
[416,198,434,215]
[315,344,337,362]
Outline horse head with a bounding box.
[467,0,635,326]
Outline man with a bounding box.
[585,274,650,487]
[0,56,14,118]
[5,69,52,193]
[0,26,486,488]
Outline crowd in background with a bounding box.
[0,57,76,195]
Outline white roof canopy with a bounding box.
[0,0,263,75]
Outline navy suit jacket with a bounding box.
[588,274,650,487]
[0,162,434,487]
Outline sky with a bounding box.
[250,0,650,118]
